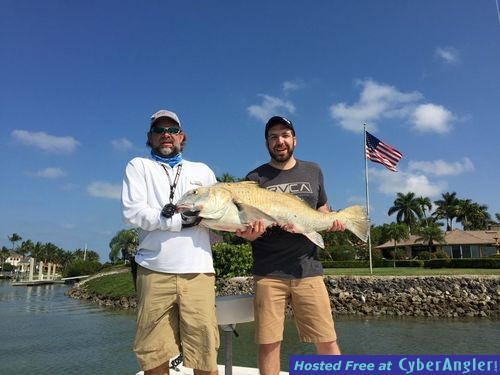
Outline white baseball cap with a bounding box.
[150,109,181,127]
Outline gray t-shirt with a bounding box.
[246,160,328,279]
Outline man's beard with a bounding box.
[154,144,180,158]
[268,144,294,163]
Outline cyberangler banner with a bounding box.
[289,355,499,375]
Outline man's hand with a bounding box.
[327,219,345,232]
[317,204,346,233]
[235,220,266,241]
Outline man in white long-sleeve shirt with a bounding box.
[122,109,219,375]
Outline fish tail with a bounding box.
[335,205,369,242]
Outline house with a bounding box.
[5,251,24,267]
[376,227,499,259]
[3,251,34,272]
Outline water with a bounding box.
[0,280,498,374]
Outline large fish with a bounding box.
[176,181,369,248]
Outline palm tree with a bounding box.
[109,229,138,263]
[415,223,446,259]
[468,203,491,230]
[8,233,22,251]
[456,200,491,230]
[455,199,474,230]
[495,213,500,223]
[19,240,35,258]
[433,192,460,231]
[385,222,409,268]
[59,251,76,273]
[416,196,432,227]
[387,192,422,234]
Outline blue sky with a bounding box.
[1,1,499,262]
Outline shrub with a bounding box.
[416,251,434,260]
[328,246,357,261]
[322,260,370,268]
[64,260,102,277]
[2,263,14,272]
[434,250,450,259]
[424,258,500,269]
[212,243,253,277]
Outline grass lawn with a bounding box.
[324,267,500,276]
[84,271,136,298]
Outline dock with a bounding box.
[11,279,64,286]
[10,257,64,286]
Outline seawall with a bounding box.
[68,275,499,318]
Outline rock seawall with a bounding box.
[217,276,500,318]
[68,275,499,318]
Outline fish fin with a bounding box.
[215,181,259,188]
[233,201,276,225]
[235,181,259,186]
[336,205,369,242]
[304,232,325,249]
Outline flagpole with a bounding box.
[363,124,373,275]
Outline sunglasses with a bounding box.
[151,126,182,135]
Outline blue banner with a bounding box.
[289,355,499,375]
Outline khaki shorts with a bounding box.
[254,276,337,344]
[134,267,219,371]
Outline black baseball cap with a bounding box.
[264,116,295,138]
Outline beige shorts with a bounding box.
[134,267,219,371]
[254,276,337,344]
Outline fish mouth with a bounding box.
[176,204,200,214]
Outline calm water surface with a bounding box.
[0,280,498,374]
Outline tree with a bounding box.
[59,250,76,272]
[415,223,446,259]
[387,192,422,234]
[1,246,10,271]
[19,240,35,258]
[416,196,432,226]
[433,192,460,231]
[456,200,491,230]
[384,222,409,268]
[74,248,100,263]
[8,233,22,251]
[109,229,138,263]
[217,173,237,182]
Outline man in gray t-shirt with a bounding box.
[237,116,345,375]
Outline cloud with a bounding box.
[408,157,474,176]
[370,168,446,198]
[111,138,133,151]
[34,167,66,179]
[329,79,423,133]
[87,181,121,199]
[12,130,80,153]
[435,46,460,64]
[247,94,296,122]
[411,103,454,133]
[329,79,457,135]
[282,80,304,94]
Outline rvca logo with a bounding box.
[267,182,313,194]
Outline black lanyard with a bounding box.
[161,163,183,204]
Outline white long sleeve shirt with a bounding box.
[122,156,217,274]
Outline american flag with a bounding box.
[365,131,403,172]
